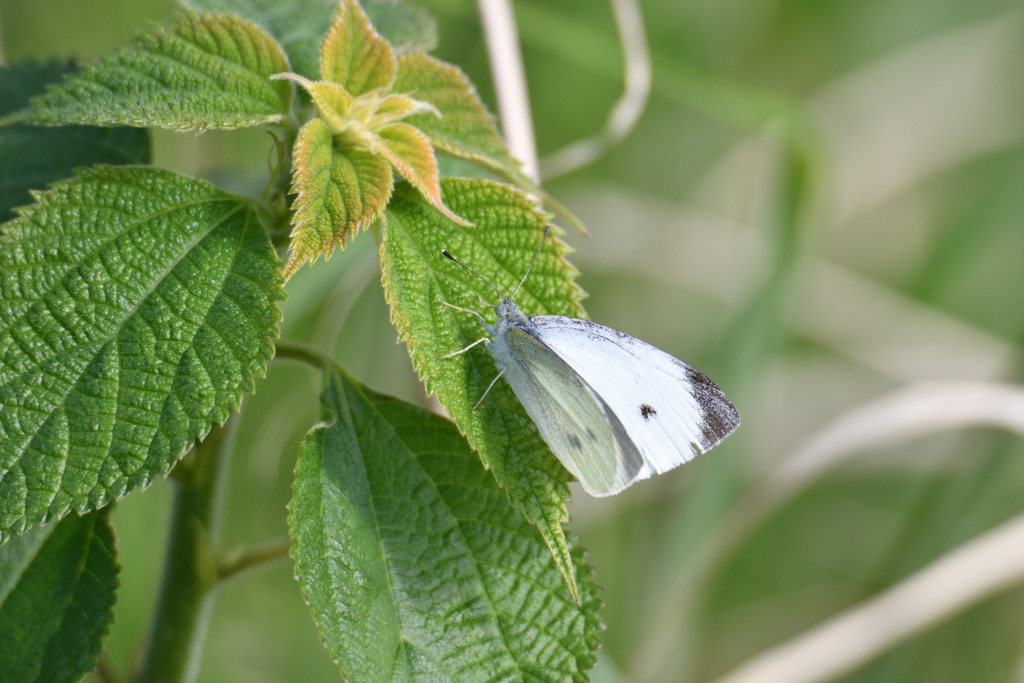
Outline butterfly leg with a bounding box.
[437,336,490,359]
[437,299,492,332]
[472,291,497,308]
[472,368,506,412]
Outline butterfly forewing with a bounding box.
[531,316,740,478]
[501,327,644,496]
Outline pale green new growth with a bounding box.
[4,13,292,133]
[0,509,118,683]
[0,167,284,542]
[381,178,588,598]
[290,367,601,682]
[321,0,397,96]
[278,0,470,277]
[286,117,393,278]
[394,52,529,188]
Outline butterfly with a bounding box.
[439,228,740,497]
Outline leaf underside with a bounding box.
[381,178,587,598]
[0,166,284,543]
[182,0,437,80]
[6,13,292,133]
[0,508,118,683]
[290,367,601,682]
[0,61,150,221]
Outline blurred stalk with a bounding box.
[710,507,1024,683]
[430,1,822,157]
[539,0,651,180]
[476,0,539,182]
[134,417,239,683]
[0,6,6,66]
[513,1,821,155]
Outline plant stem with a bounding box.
[96,654,123,683]
[272,339,336,372]
[216,536,291,584]
[133,418,239,683]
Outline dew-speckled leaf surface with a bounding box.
[381,178,587,597]
[290,367,601,682]
[285,117,393,278]
[0,508,118,683]
[182,0,433,80]
[0,167,284,542]
[320,0,397,97]
[394,53,527,188]
[0,61,150,221]
[4,13,292,133]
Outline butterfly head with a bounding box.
[494,297,533,335]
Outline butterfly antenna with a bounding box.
[441,249,507,300]
[512,224,551,299]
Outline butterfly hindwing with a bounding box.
[498,326,644,496]
[531,316,740,479]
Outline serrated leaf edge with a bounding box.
[0,166,286,543]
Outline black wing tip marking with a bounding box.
[685,366,741,450]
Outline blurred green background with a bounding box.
[3,0,1023,681]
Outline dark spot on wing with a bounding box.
[685,366,741,449]
[640,404,657,420]
[568,433,583,450]
[585,428,596,441]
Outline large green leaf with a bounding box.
[394,53,527,188]
[0,61,150,220]
[0,508,118,683]
[381,178,587,598]
[290,366,601,682]
[3,13,291,133]
[0,167,284,543]
[183,0,437,80]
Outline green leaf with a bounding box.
[4,13,292,133]
[181,0,437,79]
[363,0,438,56]
[380,178,587,598]
[0,508,118,683]
[290,366,601,682]
[0,61,150,220]
[320,0,397,98]
[376,122,468,226]
[0,167,284,543]
[285,117,394,278]
[394,53,528,188]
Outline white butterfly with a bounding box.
[439,232,740,497]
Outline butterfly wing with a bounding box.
[531,316,740,480]
[498,326,645,496]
